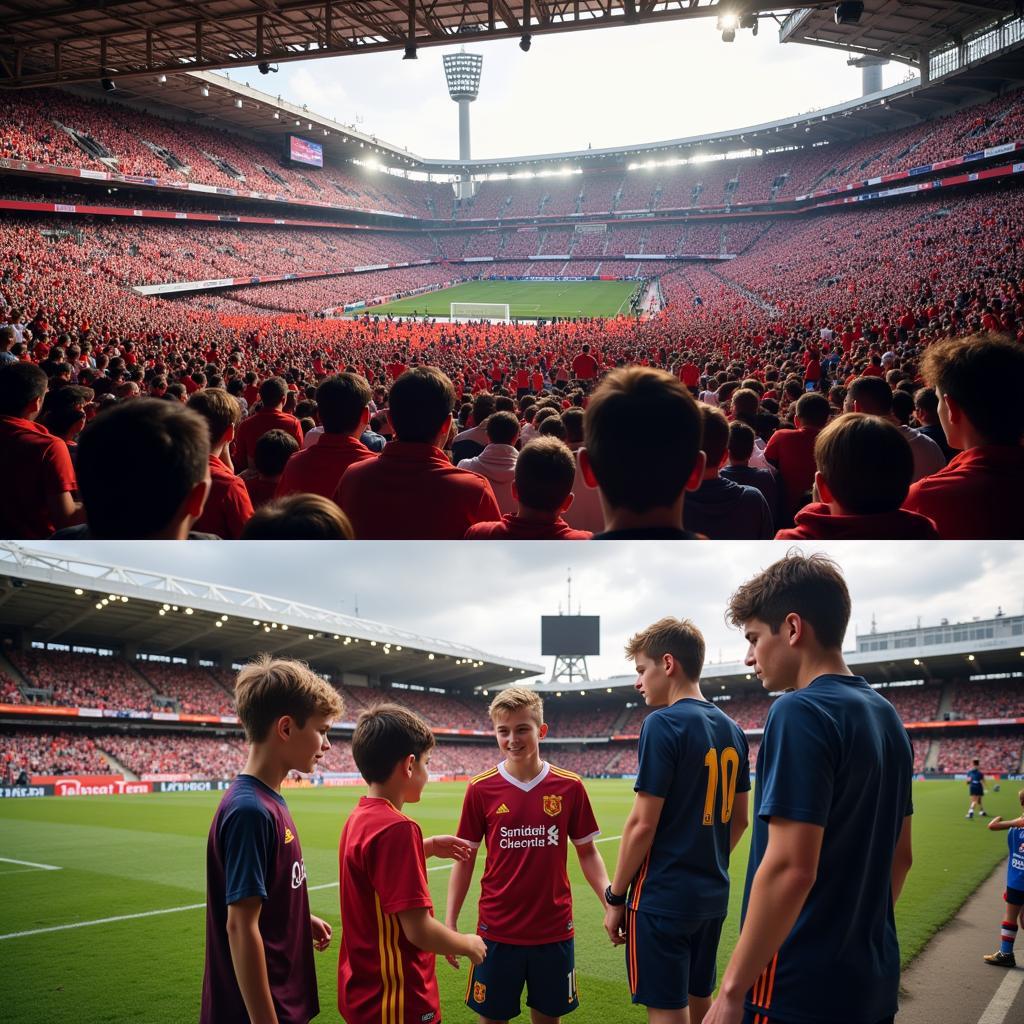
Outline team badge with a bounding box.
[496,803,510,815]
[284,827,295,844]
[473,981,487,1004]
[543,795,563,817]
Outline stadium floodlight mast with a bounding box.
[442,48,483,201]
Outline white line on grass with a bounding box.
[0,855,62,870]
[0,835,624,942]
[976,967,1024,1024]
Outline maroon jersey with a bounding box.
[200,775,317,1024]
[338,797,440,1024]
[456,762,600,945]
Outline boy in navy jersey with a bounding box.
[982,788,1024,967]
[966,759,987,818]
[200,656,344,1024]
[446,687,611,1024]
[604,617,750,1024]
[705,553,914,1024]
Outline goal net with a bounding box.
[450,302,511,322]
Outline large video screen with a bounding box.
[541,616,600,656]
[288,135,323,168]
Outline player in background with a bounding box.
[338,704,485,1024]
[445,687,612,1024]
[966,759,988,818]
[604,617,750,1024]
[200,656,344,1024]
[982,788,1024,967]
[705,552,914,1024]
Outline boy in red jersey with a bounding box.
[338,704,486,1024]
[200,656,344,1024]
[445,687,611,1024]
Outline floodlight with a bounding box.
[835,1,864,24]
[717,13,738,30]
[157,74,167,83]
[722,27,736,42]
[200,86,210,97]
[257,62,278,74]
[234,98,243,108]
[100,77,116,91]
[520,33,532,51]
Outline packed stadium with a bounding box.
[1,3,1023,539]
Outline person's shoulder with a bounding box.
[467,764,502,788]
[547,763,585,786]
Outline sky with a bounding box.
[34,542,1024,683]
[225,16,913,161]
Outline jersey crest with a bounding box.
[473,981,487,1004]
[543,794,563,817]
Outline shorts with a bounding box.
[626,909,723,1009]
[969,786,985,796]
[1004,886,1024,906]
[742,1015,894,1024]
[465,938,578,1020]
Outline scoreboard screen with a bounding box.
[288,135,323,167]
[541,616,600,656]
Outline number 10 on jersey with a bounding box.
[703,747,740,825]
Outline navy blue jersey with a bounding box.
[742,676,913,1024]
[967,768,984,790]
[630,699,751,919]
[1008,827,1024,891]
[201,775,317,1024]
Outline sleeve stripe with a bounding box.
[570,830,601,846]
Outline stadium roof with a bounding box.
[0,1,828,90]
[0,544,542,689]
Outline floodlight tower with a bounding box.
[443,49,483,201]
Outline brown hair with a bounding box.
[727,551,851,649]
[488,686,544,726]
[187,387,241,443]
[234,655,344,742]
[699,404,730,468]
[794,391,831,428]
[727,421,756,462]
[624,617,705,681]
[350,703,435,783]
[241,494,354,540]
[515,437,575,512]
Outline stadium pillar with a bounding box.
[848,55,888,96]
[920,47,930,85]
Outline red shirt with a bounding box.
[763,427,822,519]
[0,415,76,538]
[241,472,279,510]
[277,434,375,500]
[338,797,439,1024]
[464,515,592,540]
[902,445,1024,539]
[233,409,303,472]
[679,362,699,388]
[336,441,501,540]
[456,762,600,946]
[775,502,938,540]
[571,352,599,380]
[194,455,254,539]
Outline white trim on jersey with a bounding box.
[570,830,601,847]
[497,761,551,792]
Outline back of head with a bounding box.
[624,617,705,681]
[848,375,893,416]
[472,392,496,425]
[562,407,584,445]
[584,366,702,513]
[187,387,241,444]
[913,386,939,417]
[351,703,435,783]
[890,389,914,426]
[727,551,850,650]
[241,494,354,540]
[0,361,47,417]
[538,415,567,441]
[253,429,300,476]
[731,387,760,422]
[75,398,209,538]
[515,437,575,512]
[794,391,832,428]
[815,413,913,514]
[727,421,756,463]
[388,366,454,443]
[234,655,344,743]
[699,404,730,468]
[485,410,520,446]
[488,686,544,726]
[922,334,1024,444]
[259,376,289,409]
[317,373,371,434]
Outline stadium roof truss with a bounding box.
[0,1,829,90]
[0,544,542,688]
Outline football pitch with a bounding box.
[0,779,1018,1024]
[365,280,639,320]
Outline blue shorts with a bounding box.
[970,786,985,796]
[465,938,578,1020]
[626,909,723,1009]
[1005,886,1024,906]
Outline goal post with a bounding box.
[450,301,511,322]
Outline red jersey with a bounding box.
[571,353,598,380]
[763,426,822,520]
[194,455,253,540]
[456,762,600,946]
[233,409,303,471]
[464,515,592,540]
[338,797,440,1024]
[276,433,375,500]
[0,415,76,538]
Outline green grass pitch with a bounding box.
[365,280,639,320]
[0,779,1018,1024]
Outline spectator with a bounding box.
[240,429,299,508]
[187,388,253,539]
[241,494,354,539]
[277,373,376,499]
[0,325,18,367]
[465,437,591,539]
[777,413,938,539]
[912,387,953,462]
[451,392,496,462]
[903,336,1024,538]
[232,376,303,472]
[572,343,599,382]
[0,362,81,538]
[721,421,780,524]
[580,367,706,539]
[457,410,520,515]
[335,367,501,539]
[763,391,831,526]
[685,406,773,539]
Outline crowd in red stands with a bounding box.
[134,661,235,716]
[950,679,1024,719]
[100,731,249,778]
[933,733,1023,773]
[7,650,157,710]
[1,729,109,780]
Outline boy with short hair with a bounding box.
[200,656,345,1024]
[704,553,914,1024]
[338,704,486,1024]
[446,687,611,1024]
[966,758,987,819]
[604,618,749,1024]
[982,789,1024,967]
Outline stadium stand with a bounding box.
[949,679,1024,718]
[932,733,1024,773]
[133,661,235,716]
[7,650,156,710]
